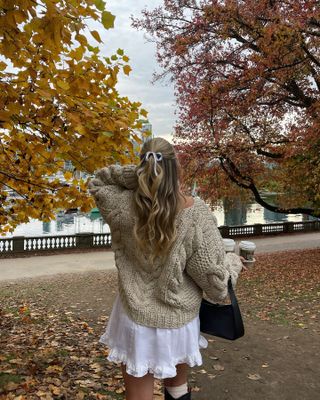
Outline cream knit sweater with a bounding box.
[88,164,243,329]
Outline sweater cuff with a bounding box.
[225,252,243,287]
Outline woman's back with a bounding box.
[88,165,242,329]
[88,137,244,398]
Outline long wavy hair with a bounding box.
[132,137,186,265]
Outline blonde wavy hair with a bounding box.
[132,137,186,265]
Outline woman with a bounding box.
[88,137,245,400]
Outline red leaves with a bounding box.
[135,0,320,216]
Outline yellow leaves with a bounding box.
[95,136,103,145]
[101,131,113,138]
[69,46,85,61]
[79,180,87,191]
[57,80,70,90]
[115,120,129,130]
[0,1,148,236]
[0,110,11,122]
[132,134,143,144]
[95,0,106,12]
[32,33,44,44]
[123,65,132,76]
[36,117,54,127]
[63,171,73,180]
[75,124,87,135]
[75,33,88,47]
[87,44,100,54]
[3,10,17,29]
[13,10,28,24]
[90,30,102,43]
[0,61,7,70]
[37,88,53,99]
[106,75,117,87]
[66,111,81,125]
[53,22,62,48]
[101,11,116,30]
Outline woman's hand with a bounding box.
[239,256,249,273]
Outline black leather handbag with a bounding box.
[199,277,245,340]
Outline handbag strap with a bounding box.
[227,276,237,305]
[227,276,244,337]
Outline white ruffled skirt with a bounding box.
[99,293,208,379]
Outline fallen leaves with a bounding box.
[247,373,262,381]
[0,293,169,399]
[237,248,320,330]
[213,364,225,371]
[0,299,130,399]
[45,365,63,374]
[1,249,319,398]
[197,369,207,374]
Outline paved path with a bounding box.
[246,231,320,253]
[0,251,116,282]
[0,232,319,282]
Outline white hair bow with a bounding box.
[145,151,163,176]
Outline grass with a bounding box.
[0,373,24,389]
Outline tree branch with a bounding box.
[302,43,320,68]
[219,157,316,217]
[0,170,60,192]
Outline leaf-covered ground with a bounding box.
[238,248,320,330]
[0,248,319,399]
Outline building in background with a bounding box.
[131,119,153,157]
[140,119,153,141]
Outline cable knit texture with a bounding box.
[88,164,243,329]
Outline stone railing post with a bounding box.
[12,236,25,253]
[219,225,230,238]
[254,223,263,235]
[76,232,94,249]
[283,222,294,233]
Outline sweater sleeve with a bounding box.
[185,213,243,303]
[91,164,138,189]
[87,164,138,220]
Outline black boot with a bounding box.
[164,386,192,400]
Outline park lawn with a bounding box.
[0,248,319,399]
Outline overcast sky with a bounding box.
[87,0,176,143]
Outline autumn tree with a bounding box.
[0,0,148,236]
[134,0,320,217]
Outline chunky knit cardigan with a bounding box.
[88,164,243,329]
